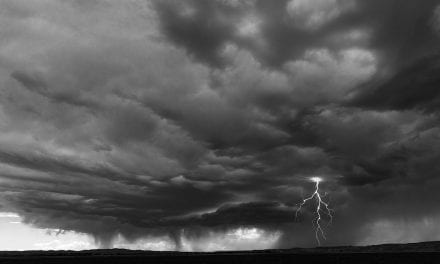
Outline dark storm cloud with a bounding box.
[154,0,440,68]
[0,0,440,250]
[349,54,440,112]
[153,0,240,67]
[11,71,100,109]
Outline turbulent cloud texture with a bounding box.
[0,0,440,250]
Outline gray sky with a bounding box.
[0,0,440,250]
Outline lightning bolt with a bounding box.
[295,177,333,246]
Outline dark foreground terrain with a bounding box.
[2,241,440,264]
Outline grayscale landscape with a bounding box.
[0,0,439,263]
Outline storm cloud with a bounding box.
[0,0,440,250]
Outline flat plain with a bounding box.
[1,241,440,264]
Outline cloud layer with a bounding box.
[0,0,440,249]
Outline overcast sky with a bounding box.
[0,0,440,251]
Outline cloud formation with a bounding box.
[0,0,440,250]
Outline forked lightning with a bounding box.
[295,177,333,246]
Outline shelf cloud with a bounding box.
[0,0,439,249]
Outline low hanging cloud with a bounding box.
[0,0,439,250]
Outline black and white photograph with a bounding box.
[0,0,440,263]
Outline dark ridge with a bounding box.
[1,241,440,263]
